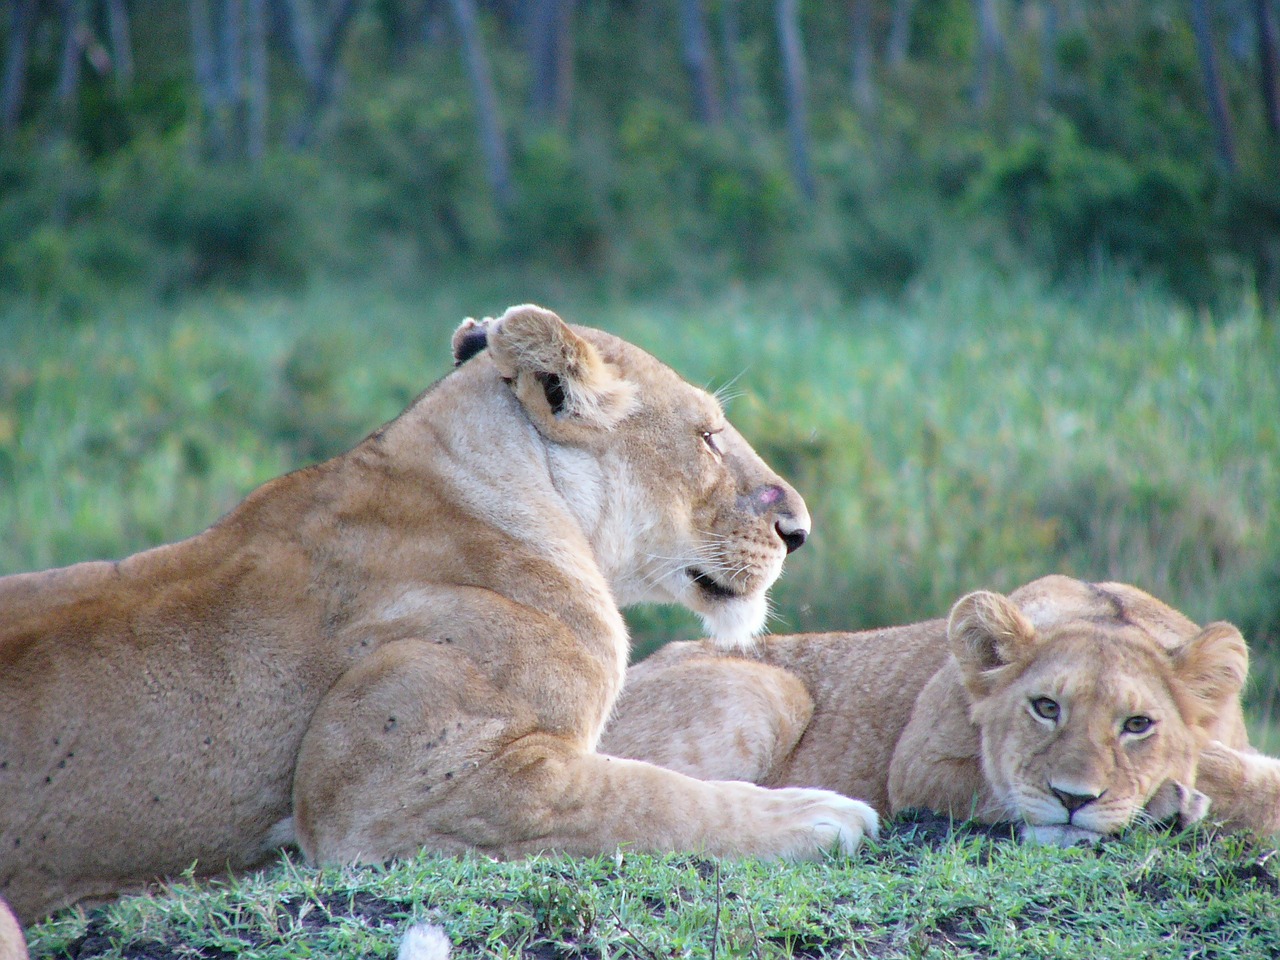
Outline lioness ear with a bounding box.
[485,304,637,430]
[451,316,492,367]
[948,590,1038,697]
[1172,622,1249,727]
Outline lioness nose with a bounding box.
[776,517,808,554]
[1051,786,1102,815]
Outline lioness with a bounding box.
[0,305,876,924]
[603,575,1280,842]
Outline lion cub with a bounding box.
[0,305,875,924]
[604,575,1280,842]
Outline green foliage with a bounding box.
[5,0,1274,306]
[25,823,1280,959]
[966,120,1220,300]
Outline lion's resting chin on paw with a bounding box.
[603,575,1280,842]
[0,305,876,925]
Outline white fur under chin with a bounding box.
[699,592,769,651]
[398,924,452,960]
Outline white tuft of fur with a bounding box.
[699,591,769,651]
[398,923,452,960]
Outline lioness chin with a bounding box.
[603,575,1280,842]
[0,305,876,925]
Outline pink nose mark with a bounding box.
[757,485,784,507]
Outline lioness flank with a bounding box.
[0,305,876,924]
[603,575,1280,843]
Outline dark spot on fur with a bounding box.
[445,772,453,780]
[537,372,567,414]
[12,839,18,848]
[1087,582,1133,626]
[384,717,397,733]
[453,327,489,366]
[44,776,51,784]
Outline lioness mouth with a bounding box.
[687,567,741,601]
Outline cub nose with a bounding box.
[1051,786,1102,815]
[776,517,808,554]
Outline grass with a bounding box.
[25,816,1280,959]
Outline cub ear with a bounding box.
[1171,622,1249,727]
[948,590,1038,698]
[485,304,637,430]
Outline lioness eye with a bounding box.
[701,430,724,456]
[1030,697,1060,721]
[1123,715,1153,735]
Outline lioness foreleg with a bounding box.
[292,642,876,863]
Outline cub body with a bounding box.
[604,576,1280,841]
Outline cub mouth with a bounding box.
[686,567,742,601]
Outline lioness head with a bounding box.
[948,577,1248,841]
[452,305,810,649]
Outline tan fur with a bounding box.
[0,305,876,925]
[0,899,26,960]
[604,575,1280,841]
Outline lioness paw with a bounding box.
[779,788,879,857]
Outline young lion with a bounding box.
[602,575,1280,842]
[0,305,875,924]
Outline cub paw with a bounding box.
[1021,823,1105,846]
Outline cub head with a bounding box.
[948,579,1248,842]
[452,305,810,649]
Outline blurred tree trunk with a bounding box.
[1040,0,1057,103]
[528,0,573,127]
[849,0,875,111]
[1189,0,1237,171]
[56,0,89,107]
[1258,0,1280,140]
[972,0,1005,109]
[104,0,135,90]
[719,0,745,123]
[678,0,721,124]
[446,0,514,210]
[776,0,814,201]
[284,0,363,146]
[886,0,913,67]
[246,0,268,160]
[219,0,245,151]
[1,0,36,135]
[190,0,230,157]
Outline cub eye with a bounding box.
[701,430,724,457]
[1122,715,1153,735]
[1030,697,1060,722]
